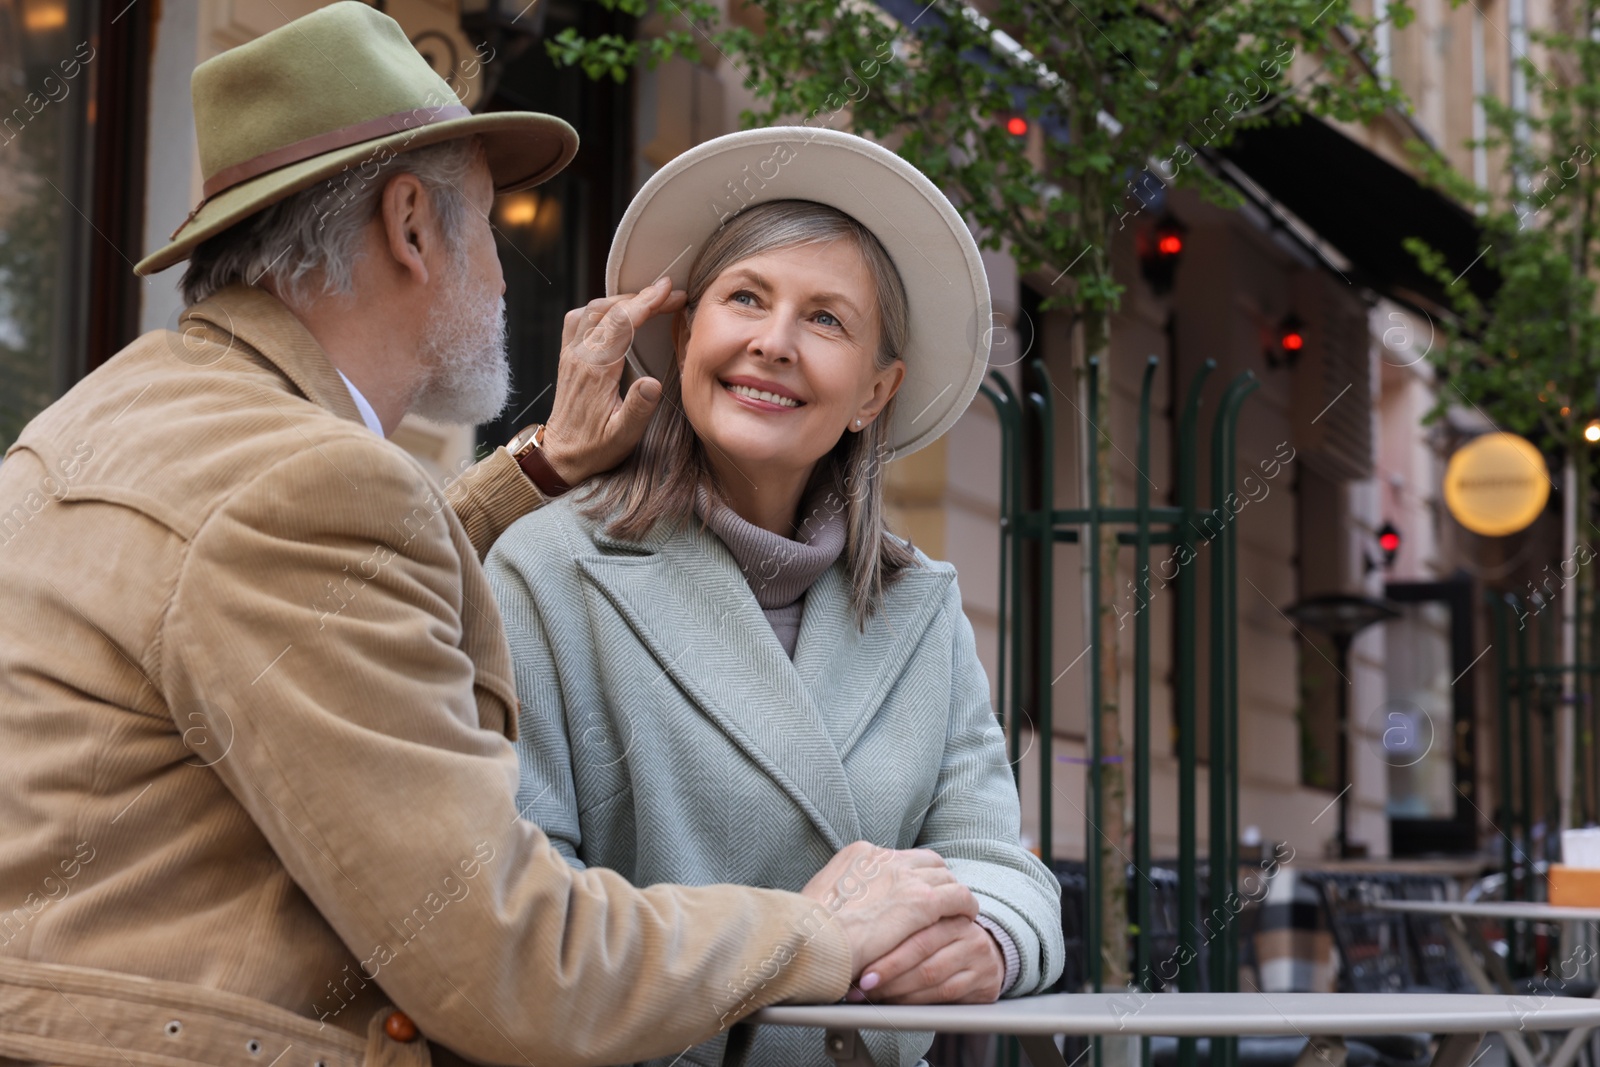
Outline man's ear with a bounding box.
[379,172,431,287]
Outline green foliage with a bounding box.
[1408,2,1600,454]
[549,0,1412,353]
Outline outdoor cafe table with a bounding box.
[753,991,1600,1067]
[1375,900,1600,1067]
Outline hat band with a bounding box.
[169,104,474,241]
[201,104,473,200]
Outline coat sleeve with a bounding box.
[485,522,587,870]
[913,577,1066,997]
[449,445,546,561]
[158,439,852,1067]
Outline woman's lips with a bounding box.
[722,380,804,411]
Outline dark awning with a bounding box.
[1215,114,1496,311]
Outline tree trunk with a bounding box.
[1083,308,1130,996]
[1575,446,1594,826]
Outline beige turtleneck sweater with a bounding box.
[692,482,847,657]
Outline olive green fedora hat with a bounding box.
[134,1,577,276]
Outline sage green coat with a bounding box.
[486,495,1064,1067]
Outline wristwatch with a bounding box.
[508,423,572,498]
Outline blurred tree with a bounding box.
[1408,2,1600,530]
[1406,0,1600,850]
[551,0,1414,997]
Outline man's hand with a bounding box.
[798,841,979,979]
[848,915,1006,1005]
[539,277,686,485]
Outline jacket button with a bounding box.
[384,1010,418,1043]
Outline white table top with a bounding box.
[1376,900,1600,922]
[752,993,1600,1037]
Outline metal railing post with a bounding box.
[1207,372,1258,1067]
[982,376,1023,787]
[1175,359,1213,1067]
[1085,356,1103,995]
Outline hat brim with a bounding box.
[134,111,578,276]
[605,126,992,458]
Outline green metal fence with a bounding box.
[1491,587,1595,978]
[981,351,1257,1067]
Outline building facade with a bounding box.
[0,0,1552,869]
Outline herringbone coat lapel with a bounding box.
[792,560,956,758]
[577,517,956,853]
[578,521,858,850]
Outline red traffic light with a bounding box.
[1006,116,1028,136]
[1267,313,1306,369]
[1138,215,1188,295]
[1377,521,1400,566]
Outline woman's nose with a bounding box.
[747,318,799,362]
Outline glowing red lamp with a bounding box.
[1137,214,1188,295]
[1377,521,1400,567]
[1006,116,1028,136]
[1267,313,1306,369]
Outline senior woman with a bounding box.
[485,128,1063,1067]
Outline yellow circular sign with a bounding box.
[1443,432,1550,536]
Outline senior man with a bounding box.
[0,5,979,1067]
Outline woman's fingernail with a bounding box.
[860,972,880,991]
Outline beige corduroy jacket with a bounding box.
[0,285,852,1067]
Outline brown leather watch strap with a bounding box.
[510,424,572,498]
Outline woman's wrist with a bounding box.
[973,913,1020,995]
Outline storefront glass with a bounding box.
[0,0,94,450]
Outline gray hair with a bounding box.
[583,198,919,629]
[180,136,483,308]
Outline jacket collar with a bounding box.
[579,516,954,849]
[180,284,365,429]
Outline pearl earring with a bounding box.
[855,418,863,428]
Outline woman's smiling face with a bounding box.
[677,238,905,480]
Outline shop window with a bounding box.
[0,0,147,450]
[475,0,633,451]
[1295,464,1346,792]
[1385,580,1478,855]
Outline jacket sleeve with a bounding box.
[485,528,588,870]
[158,439,852,1067]
[450,445,546,561]
[913,577,1066,997]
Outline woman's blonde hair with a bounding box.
[581,198,918,628]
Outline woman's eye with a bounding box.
[730,290,758,306]
[815,311,841,328]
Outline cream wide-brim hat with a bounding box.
[134,2,577,277]
[605,127,992,458]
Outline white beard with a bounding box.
[411,264,510,426]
